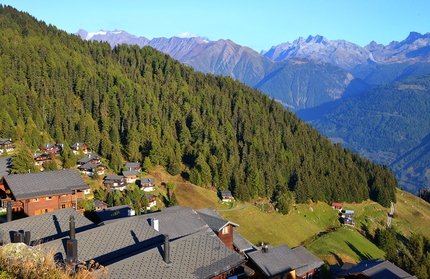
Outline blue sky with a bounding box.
[3,0,430,52]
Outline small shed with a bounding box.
[331,202,343,210]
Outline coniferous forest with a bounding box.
[0,5,397,208]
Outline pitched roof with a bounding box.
[233,229,255,253]
[122,170,138,176]
[125,162,140,168]
[4,169,89,200]
[246,244,307,277]
[40,214,163,265]
[102,230,245,279]
[145,206,213,239]
[0,208,95,245]
[292,246,324,276]
[196,207,239,232]
[103,175,125,181]
[338,259,418,279]
[0,156,11,178]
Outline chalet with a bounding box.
[220,190,234,202]
[246,244,306,278]
[40,143,62,154]
[341,209,355,225]
[140,177,155,191]
[78,163,105,177]
[0,169,90,216]
[125,161,141,172]
[70,142,89,154]
[0,138,14,153]
[331,202,343,210]
[103,175,127,191]
[197,207,240,250]
[336,258,418,279]
[33,152,51,166]
[122,170,139,183]
[292,246,324,279]
[93,200,108,211]
[77,153,101,166]
[41,205,245,279]
[145,193,157,209]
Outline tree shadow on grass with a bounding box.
[345,240,373,262]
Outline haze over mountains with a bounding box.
[76,29,430,194]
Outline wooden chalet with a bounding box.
[77,153,101,166]
[125,161,141,172]
[103,175,128,191]
[145,193,157,209]
[0,169,90,216]
[336,259,418,279]
[78,163,105,177]
[0,138,14,153]
[33,152,51,166]
[341,209,355,225]
[140,177,155,191]
[220,190,234,202]
[40,143,62,154]
[197,207,240,250]
[71,142,89,154]
[122,170,139,183]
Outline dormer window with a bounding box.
[222,226,229,234]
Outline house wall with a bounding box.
[216,224,234,250]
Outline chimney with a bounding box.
[66,215,78,265]
[128,209,135,216]
[262,244,269,253]
[163,234,170,264]
[6,200,12,222]
[150,218,159,231]
[24,231,31,245]
[69,215,75,239]
[13,232,24,243]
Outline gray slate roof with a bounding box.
[196,207,239,232]
[292,246,324,276]
[247,244,307,277]
[103,231,245,279]
[40,214,163,265]
[122,170,138,176]
[125,162,140,169]
[233,229,255,253]
[338,259,418,279]
[4,169,89,200]
[0,208,95,245]
[0,156,11,178]
[145,206,213,239]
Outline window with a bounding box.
[61,204,66,209]
[222,226,230,234]
[308,274,313,279]
[32,198,39,202]
[46,196,52,200]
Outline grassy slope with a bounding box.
[167,173,430,265]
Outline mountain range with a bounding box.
[76,29,430,194]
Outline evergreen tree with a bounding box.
[10,142,39,174]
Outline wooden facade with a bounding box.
[215,224,235,250]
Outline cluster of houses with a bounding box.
[331,202,355,225]
[0,139,418,278]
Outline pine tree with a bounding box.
[10,141,39,174]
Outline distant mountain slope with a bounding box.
[299,74,430,193]
[262,35,376,70]
[255,58,370,109]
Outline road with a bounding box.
[387,201,394,228]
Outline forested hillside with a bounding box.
[0,5,397,207]
[301,74,430,193]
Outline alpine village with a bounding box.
[1,4,430,279]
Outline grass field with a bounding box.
[165,175,430,265]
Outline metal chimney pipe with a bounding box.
[6,200,12,222]
[69,215,75,239]
[13,232,23,243]
[65,239,78,265]
[24,231,31,245]
[163,234,170,264]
